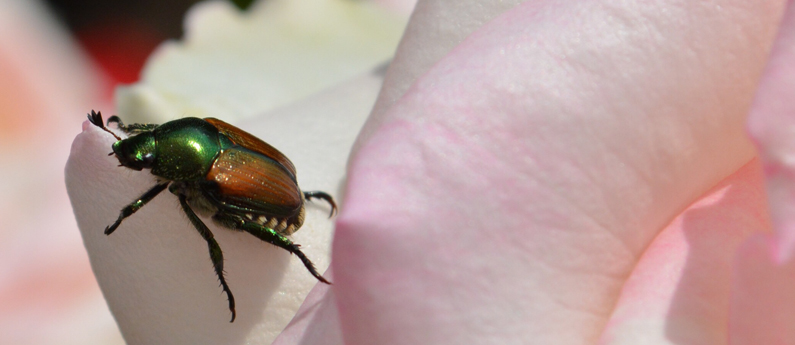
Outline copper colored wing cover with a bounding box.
[207,147,303,217]
[204,117,297,178]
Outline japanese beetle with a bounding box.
[87,110,336,322]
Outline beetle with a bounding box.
[86,110,336,322]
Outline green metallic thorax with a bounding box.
[152,118,233,181]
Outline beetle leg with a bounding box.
[213,212,331,285]
[177,194,237,323]
[121,123,159,135]
[303,191,338,218]
[105,182,169,235]
[107,115,159,135]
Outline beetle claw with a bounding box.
[303,191,338,218]
[87,110,123,141]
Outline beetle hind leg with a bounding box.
[177,194,237,322]
[213,212,331,285]
[303,191,338,218]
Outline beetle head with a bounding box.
[112,133,156,171]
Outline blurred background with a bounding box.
[45,0,255,99]
[48,0,203,95]
[0,0,412,343]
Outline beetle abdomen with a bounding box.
[244,205,305,236]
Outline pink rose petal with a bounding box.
[734,2,795,343]
[731,235,795,344]
[364,0,527,136]
[747,0,795,257]
[600,159,771,344]
[333,0,783,344]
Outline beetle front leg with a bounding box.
[177,194,237,323]
[213,212,331,285]
[106,115,159,135]
[105,182,169,235]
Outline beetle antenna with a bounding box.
[87,110,122,141]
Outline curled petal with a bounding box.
[601,159,771,344]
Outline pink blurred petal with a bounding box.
[0,0,113,344]
[600,159,771,345]
[735,1,795,343]
[335,1,782,344]
[273,269,343,345]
